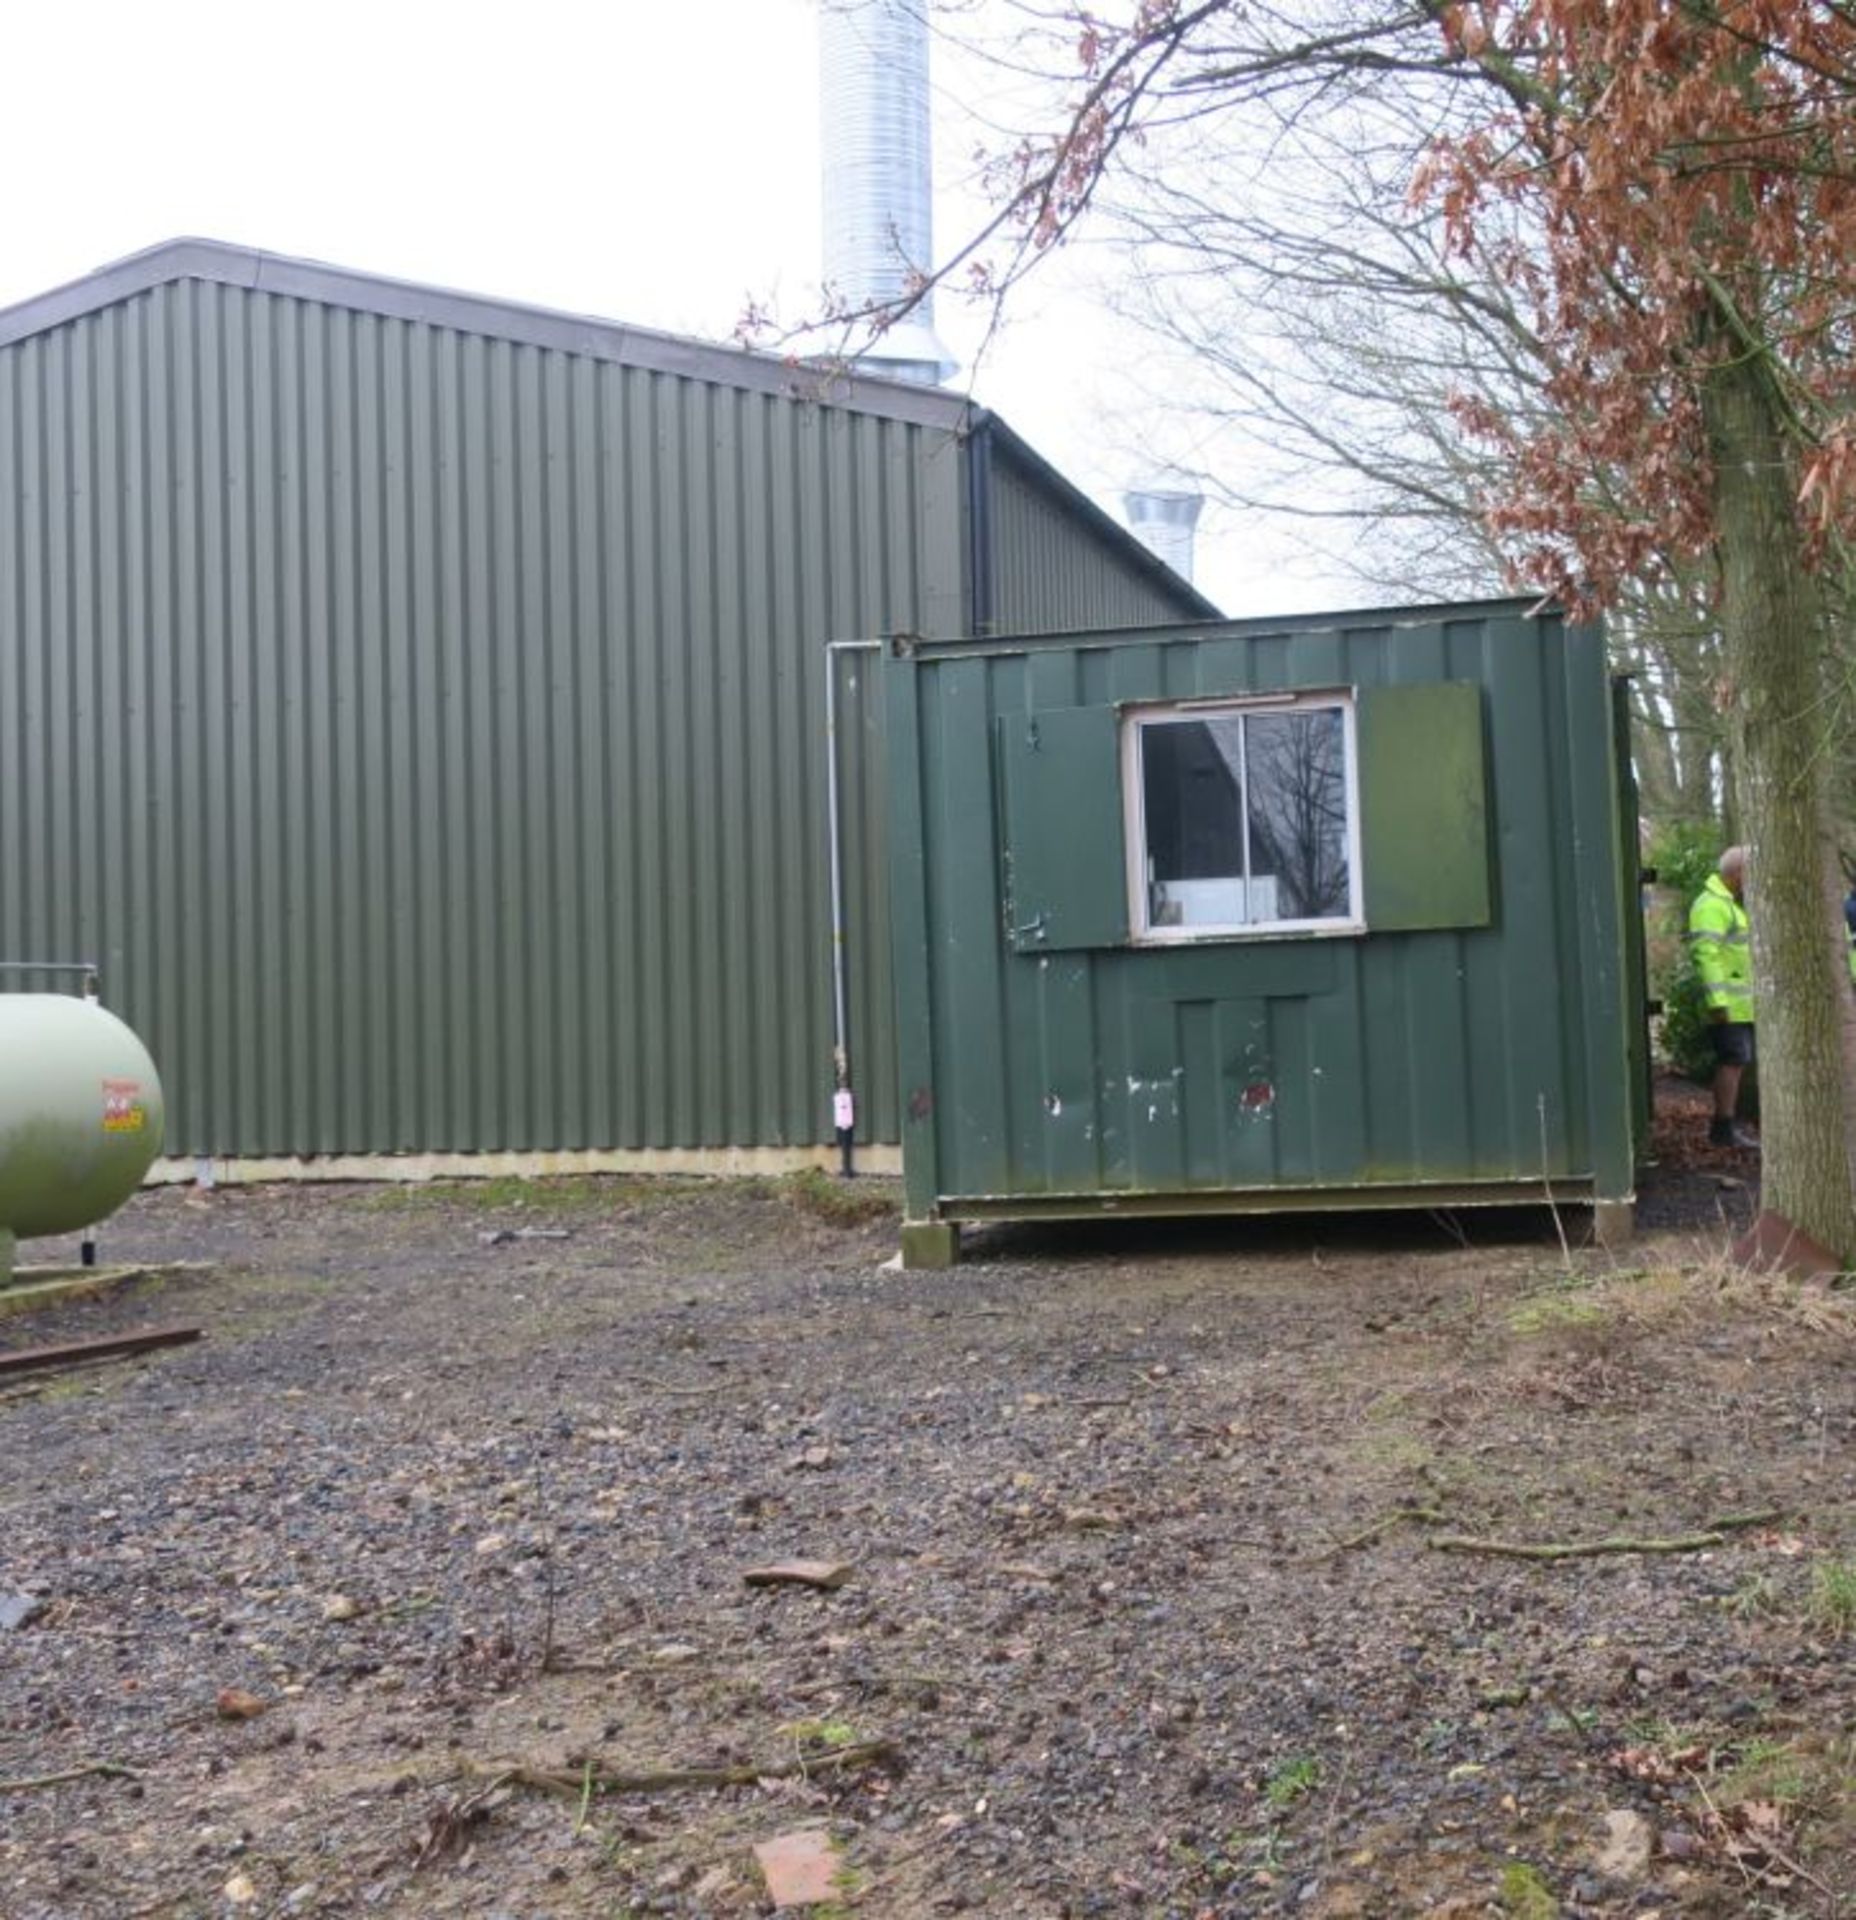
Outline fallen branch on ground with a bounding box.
[1328,1505,1452,1554]
[455,1737,901,1798]
[1431,1510,1787,1563]
[1430,1511,1785,1563]
[1433,1533,1726,1561]
[0,1760,141,1793]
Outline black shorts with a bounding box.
[1710,1021,1755,1067]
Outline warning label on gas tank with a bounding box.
[102,1080,147,1133]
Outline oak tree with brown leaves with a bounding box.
[1419,0,1856,1256]
[927,0,1856,1254]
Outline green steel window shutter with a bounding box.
[997,707,1129,951]
[1359,681,1492,931]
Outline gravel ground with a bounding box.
[1,1104,1850,1920]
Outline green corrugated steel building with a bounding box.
[0,240,1214,1167]
[884,600,1650,1263]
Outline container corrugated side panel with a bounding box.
[0,279,954,1154]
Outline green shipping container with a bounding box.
[884,599,1649,1265]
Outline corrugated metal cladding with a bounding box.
[981,432,1210,635]
[885,605,1641,1222]
[0,242,1209,1160]
[0,271,962,1155]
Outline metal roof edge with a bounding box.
[0,237,978,432]
[980,413,1226,622]
[896,592,1577,659]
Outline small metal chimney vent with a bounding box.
[1123,488,1204,584]
[820,0,956,384]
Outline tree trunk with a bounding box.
[1702,341,1856,1261]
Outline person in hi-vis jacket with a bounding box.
[1689,846,1757,1151]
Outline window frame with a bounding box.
[1120,688,1366,945]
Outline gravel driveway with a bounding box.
[1,1148,1849,1918]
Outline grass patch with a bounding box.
[779,1718,862,1750]
[1176,1824,1291,1887]
[0,1265,186,1320]
[5,1369,109,1406]
[777,1167,900,1227]
[1506,1285,1607,1337]
[1620,1713,1715,1752]
[1611,1722,1854,1873]
[1353,1430,1434,1473]
[1807,1556,1856,1639]
[1724,1570,1785,1621]
[1720,1735,1816,1808]
[1499,1860,1560,1917]
[1339,1389,1437,1475]
[1714,1727,1856,1866]
[364,1173,686,1215]
[1495,1258,1856,1344]
[1547,1703,1598,1739]
[1623,1258,1856,1334]
[1264,1755,1321,1808]
[362,1168,902,1227]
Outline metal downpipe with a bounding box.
[825,640,884,1176]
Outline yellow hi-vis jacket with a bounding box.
[1690,871,1753,1023]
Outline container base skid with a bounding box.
[899,1219,962,1269]
[899,1182,1633,1268]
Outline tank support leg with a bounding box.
[0,1229,13,1289]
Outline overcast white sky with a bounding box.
[0,0,1356,614]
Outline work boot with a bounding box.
[1708,1116,1759,1151]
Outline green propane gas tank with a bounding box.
[0,996,165,1260]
